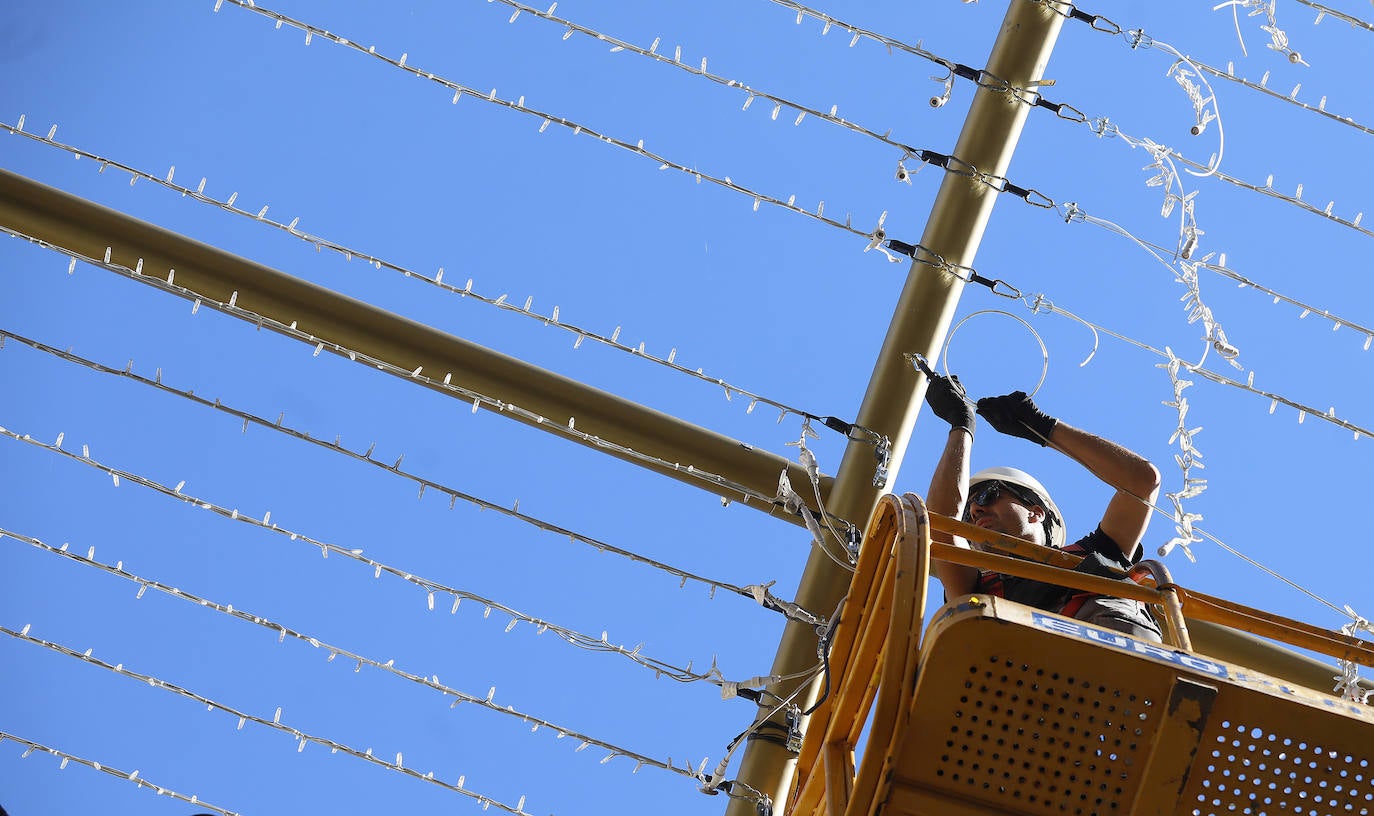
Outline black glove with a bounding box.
[924,374,975,436]
[976,391,1057,446]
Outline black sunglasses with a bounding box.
[962,480,1043,520]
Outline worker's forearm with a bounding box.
[927,427,979,596]
[927,427,972,518]
[1049,422,1160,500]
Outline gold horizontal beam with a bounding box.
[0,167,828,524]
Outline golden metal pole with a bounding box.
[725,3,1070,812]
[0,167,827,523]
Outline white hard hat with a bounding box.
[968,466,1066,549]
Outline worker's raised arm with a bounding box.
[922,374,980,598]
[976,392,1161,561]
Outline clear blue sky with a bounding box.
[3,1,1372,814]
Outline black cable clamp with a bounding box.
[1028,93,1088,123]
[746,720,800,755]
[818,415,892,489]
[885,239,1021,300]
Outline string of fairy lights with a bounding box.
[1,525,761,781]
[0,328,823,627]
[2,224,866,540]
[207,0,1374,693]
[6,0,1374,812]
[205,0,895,252]
[0,230,823,811]
[3,621,544,816]
[0,420,795,692]
[1289,0,1374,33]
[9,106,1373,585]
[11,0,1374,593]
[0,731,240,816]
[0,117,896,472]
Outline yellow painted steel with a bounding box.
[789,494,931,816]
[729,1,1072,807]
[788,494,1374,816]
[925,510,1374,669]
[0,168,826,525]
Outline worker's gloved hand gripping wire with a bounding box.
[976,391,1058,446]
[924,373,976,437]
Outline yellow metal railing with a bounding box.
[925,506,1374,667]
[789,493,930,816]
[787,492,1374,816]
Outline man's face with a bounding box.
[964,481,1046,545]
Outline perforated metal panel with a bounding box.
[883,597,1374,816]
[1182,702,1374,814]
[931,654,1158,814]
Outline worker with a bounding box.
[923,373,1164,642]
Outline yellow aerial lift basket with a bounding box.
[789,493,1374,816]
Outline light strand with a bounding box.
[1170,151,1373,240]
[488,0,911,151]
[1,623,537,816]
[0,117,858,436]
[0,525,734,778]
[0,730,241,816]
[0,328,821,627]
[1201,257,1374,346]
[1024,294,1362,619]
[701,661,824,802]
[3,225,859,539]
[762,0,1103,127]
[1214,0,1308,64]
[5,108,1030,315]
[1138,22,1368,138]
[1155,346,1209,563]
[760,0,949,67]
[1291,0,1374,33]
[1026,294,1371,441]
[779,420,856,573]
[1334,607,1374,703]
[762,0,1374,151]
[0,423,753,689]
[1190,56,1374,137]
[209,0,893,248]
[1053,198,1374,350]
[1044,1,1374,138]
[1059,202,1241,372]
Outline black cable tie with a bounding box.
[969,272,1022,300]
[1073,8,1122,34]
[744,732,793,749]
[1002,180,1030,198]
[752,721,791,736]
[820,415,853,436]
[1034,95,1088,123]
[885,238,918,258]
[1003,181,1057,209]
[735,687,764,703]
[818,414,889,489]
[802,615,842,716]
[915,148,948,169]
[950,62,980,82]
